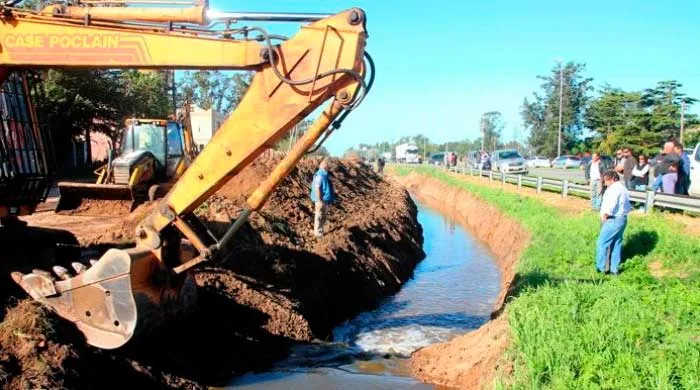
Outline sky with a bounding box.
[211,0,700,156]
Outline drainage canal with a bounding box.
[228,199,501,389]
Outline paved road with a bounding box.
[528,167,586,183]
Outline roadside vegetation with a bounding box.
[396,166,700,389]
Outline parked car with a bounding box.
[491,149,528,174]
[552,155,582,169]
[527,156,552,168]
[690,143,700,197]
[429,152,445,166]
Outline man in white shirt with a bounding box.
[595,170,631,275]
[588,153,603,210]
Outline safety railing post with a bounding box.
[501,172,506,186]
[517,175,522,189]
[536,177,543,194]
[562,180,569,199]
[645,190,655,214]
[489,171,493,182]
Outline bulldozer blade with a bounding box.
[55,181,136,213]
[11,247,197,349]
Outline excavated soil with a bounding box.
[394,172,530,390]
[0,154,424,389]
[56,198,133,218]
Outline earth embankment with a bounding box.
[0,155,425,389]
[393,171,529,389]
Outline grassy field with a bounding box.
[395,166,700,389]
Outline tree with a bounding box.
[585,81,697,155]
[37,69,175,170]
[177,70,252,114]
[481,111,503,151]
[641,80,697,138]
[522,62,594,157]
[116,70,171,120]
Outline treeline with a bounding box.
[32,68,326,171]
[358,62,699,160]
[522,62,699,157]
[345,110,525,160]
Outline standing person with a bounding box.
[377,157,385,175]
[310,157,335,237]
[621,148,637,189]
[673,141,691,195]
[662,163,679,194]
[595,170,631,275]
[651,141,680,192]
[629,155,650,190]
[586,152,604,210]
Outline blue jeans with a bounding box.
[590,179,602,210]
[595,216,627,273]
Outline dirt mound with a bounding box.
[394,172,529,389]
[56,198,133,218]
[2,154,425,388]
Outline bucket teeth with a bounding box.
[32,269,53,279]
[52,265,70,280]
[71,262,88,274]
[89,260,98,266]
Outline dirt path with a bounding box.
[0,156,425,389]
[392,172,529,389]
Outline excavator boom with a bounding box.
[4,1,372,349]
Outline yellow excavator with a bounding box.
[2,0,373,349]
[55,114,198,213]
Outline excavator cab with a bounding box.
[56,118,193,213]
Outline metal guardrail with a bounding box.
[396,163,700,214]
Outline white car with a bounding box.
[527,156,551,168]
[689,143,700,197]
[552,155,582,169]
[491,149,528,174]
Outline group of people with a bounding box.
[610,140,691,195]
[589,138,693,275]
[588,139,692,210]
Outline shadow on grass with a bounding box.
[622,230,658,262]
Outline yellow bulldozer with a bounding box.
[55,115,198,213]
[1,0,373,349]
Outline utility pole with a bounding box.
[481,115,485,152]
[557,59,564,157]
[681,98,686,144]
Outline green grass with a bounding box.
[394,166,700,390]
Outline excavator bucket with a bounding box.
[55,181,137,214]
[11,247,197,349]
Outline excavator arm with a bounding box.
[5,1,373,349]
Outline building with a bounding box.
[189,105,226,150]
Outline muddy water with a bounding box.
[227,200,501,389]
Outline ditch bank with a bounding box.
[0,155,425,389]
[392,171,530,389]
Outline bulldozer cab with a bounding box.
[119,119,187,179]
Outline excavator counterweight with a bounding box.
[3,1,372,349]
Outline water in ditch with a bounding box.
[226,200,501,389]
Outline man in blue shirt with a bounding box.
[595,170,631,275]
[310,157,335,237]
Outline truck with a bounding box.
[395,143,421,164]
